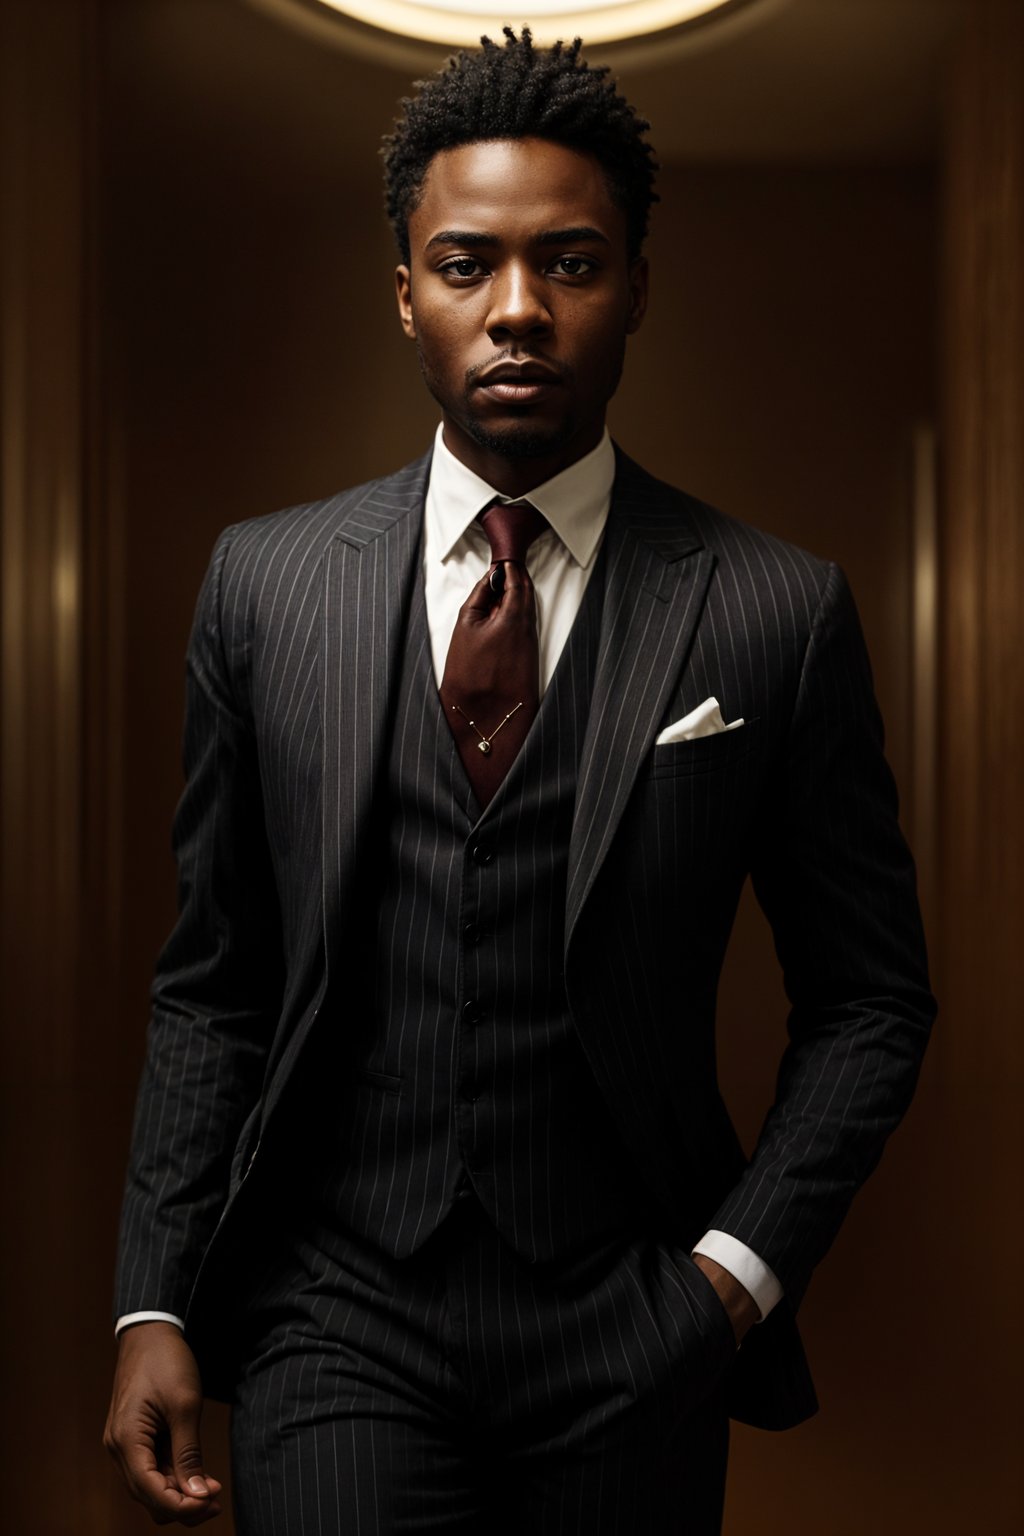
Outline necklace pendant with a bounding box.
[478,740,491,755]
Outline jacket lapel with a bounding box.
[566,450,714,951]
[320,453,429,961]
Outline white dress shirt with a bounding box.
[423,422,613,691]
[115,425,782,1335]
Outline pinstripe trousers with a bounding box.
[230,1189,732,1534]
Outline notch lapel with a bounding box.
[320,456,428,959]
[566,452,714,951]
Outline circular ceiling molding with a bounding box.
[244,0,771,71]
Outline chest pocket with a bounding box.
[646,716,762,779]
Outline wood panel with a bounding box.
[2,1,102,1530]
[934,0,1024,1523]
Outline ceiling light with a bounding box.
[310,0,748,49]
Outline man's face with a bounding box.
[395,137,648,493]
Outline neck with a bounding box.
[440,420,605,498]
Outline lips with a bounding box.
[476,362,563,405]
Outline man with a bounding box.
[105,28,934,1534]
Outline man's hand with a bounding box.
[692,1254,760,1346]
[104,1321,223,1526]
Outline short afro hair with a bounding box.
[382,27,659,264]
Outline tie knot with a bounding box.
[478,500,548,565]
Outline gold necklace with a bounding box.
[451,701,523,755]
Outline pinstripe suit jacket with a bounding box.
[116,444,934,1428]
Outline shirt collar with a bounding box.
[426,422,614,569]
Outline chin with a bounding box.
[464,418,572,461]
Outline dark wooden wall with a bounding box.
[1,1,1019,1531]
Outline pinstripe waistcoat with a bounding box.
[116,444,935,1429]
[310,538,651,1264]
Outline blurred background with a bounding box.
[1,0,1020,1530]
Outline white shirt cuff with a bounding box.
[115,1310,185,1336]
[691,1230,784,1320]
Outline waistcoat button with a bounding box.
[462,998,484,1026]
[463,921,482,946]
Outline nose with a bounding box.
[486,263,553,341]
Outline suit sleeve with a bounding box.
[114,529,284,1321]
[709,561,935,1303]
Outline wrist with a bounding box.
[692,1252,760,1344]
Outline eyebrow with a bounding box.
[425,225,611,251]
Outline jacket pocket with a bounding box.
[647,717,762,779]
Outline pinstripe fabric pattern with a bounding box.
[568,480,933,1301]
[116,456,430,1322]
[230,1192,732,1534]
[116,445,934,1435]
[301,540,648,1264]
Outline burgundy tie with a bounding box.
[440,500,549,808]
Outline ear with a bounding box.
[626,256,649,335]
[395,265,416,339]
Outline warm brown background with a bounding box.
[1,0,1021,1532]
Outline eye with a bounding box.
[550,255,596,277]
[440,257,486,280]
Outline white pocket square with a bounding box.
[655,696,744,745]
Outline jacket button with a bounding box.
[471,842,494,867]
[462,999,484,1026]
[463,921,482,945]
